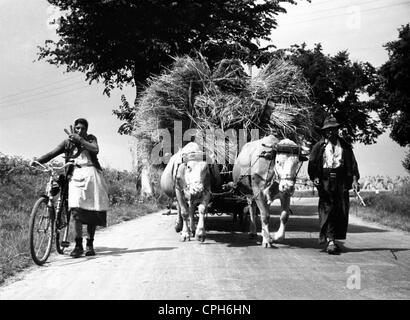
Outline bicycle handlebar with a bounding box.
[31,160,74,172]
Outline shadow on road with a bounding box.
[55,247,177,266]
[202,203,389,248]
[282,238,410,254]
[284,216,386,234]
[337,246,410,254]
[94,246,177,256]
[204,232,265,248]
[280,238,323,250]
[205,205,386,233]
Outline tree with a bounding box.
[39,0,300,98]
[377,24,410,171]
[38,0,305,198]
[403,150,410,174]
[271,43,384,145]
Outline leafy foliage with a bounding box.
[377,24,410,147]
[403,151,410,174]
[272,43,384,144]
[39,0,300,96]
[112,95,136,135]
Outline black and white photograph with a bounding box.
[0,0,409,307]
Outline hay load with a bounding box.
[133,56,210,141]
[133,54,313,163]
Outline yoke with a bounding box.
[259,143,308,161]
[181,151,207,163]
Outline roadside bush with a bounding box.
[103,167,138,205]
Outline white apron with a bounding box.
[68,150,109,212]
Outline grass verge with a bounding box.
[351,192,410,232]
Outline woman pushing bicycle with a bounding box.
[31,118,109,258]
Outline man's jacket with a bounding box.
[308,137,360,189]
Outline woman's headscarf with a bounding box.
[74,118,89,130]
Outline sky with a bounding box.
[0,0,409,177]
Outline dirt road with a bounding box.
[1,198,409,300]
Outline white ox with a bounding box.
[160,142,221,242]
[232,135,308,247]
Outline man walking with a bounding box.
[308,115,360,254]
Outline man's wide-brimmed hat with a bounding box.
[321,116,340,130]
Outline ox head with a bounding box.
[180,152,211,200]
[272,139,309,194]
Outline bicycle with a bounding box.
[29,161,74,265]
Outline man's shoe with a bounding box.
[326,241,340,255]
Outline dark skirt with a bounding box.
[71,208,107,227]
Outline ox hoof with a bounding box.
[175,222,183,233]
[196,234,206,242]
[180,233,191,242]
[262,235,274,248]
[262,241,274,248]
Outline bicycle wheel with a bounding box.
[56,200,70,254]
[29,197,54,265]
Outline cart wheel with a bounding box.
[239,212,249,233]
[233,212,238,224]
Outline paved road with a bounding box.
[1,198,409,300]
